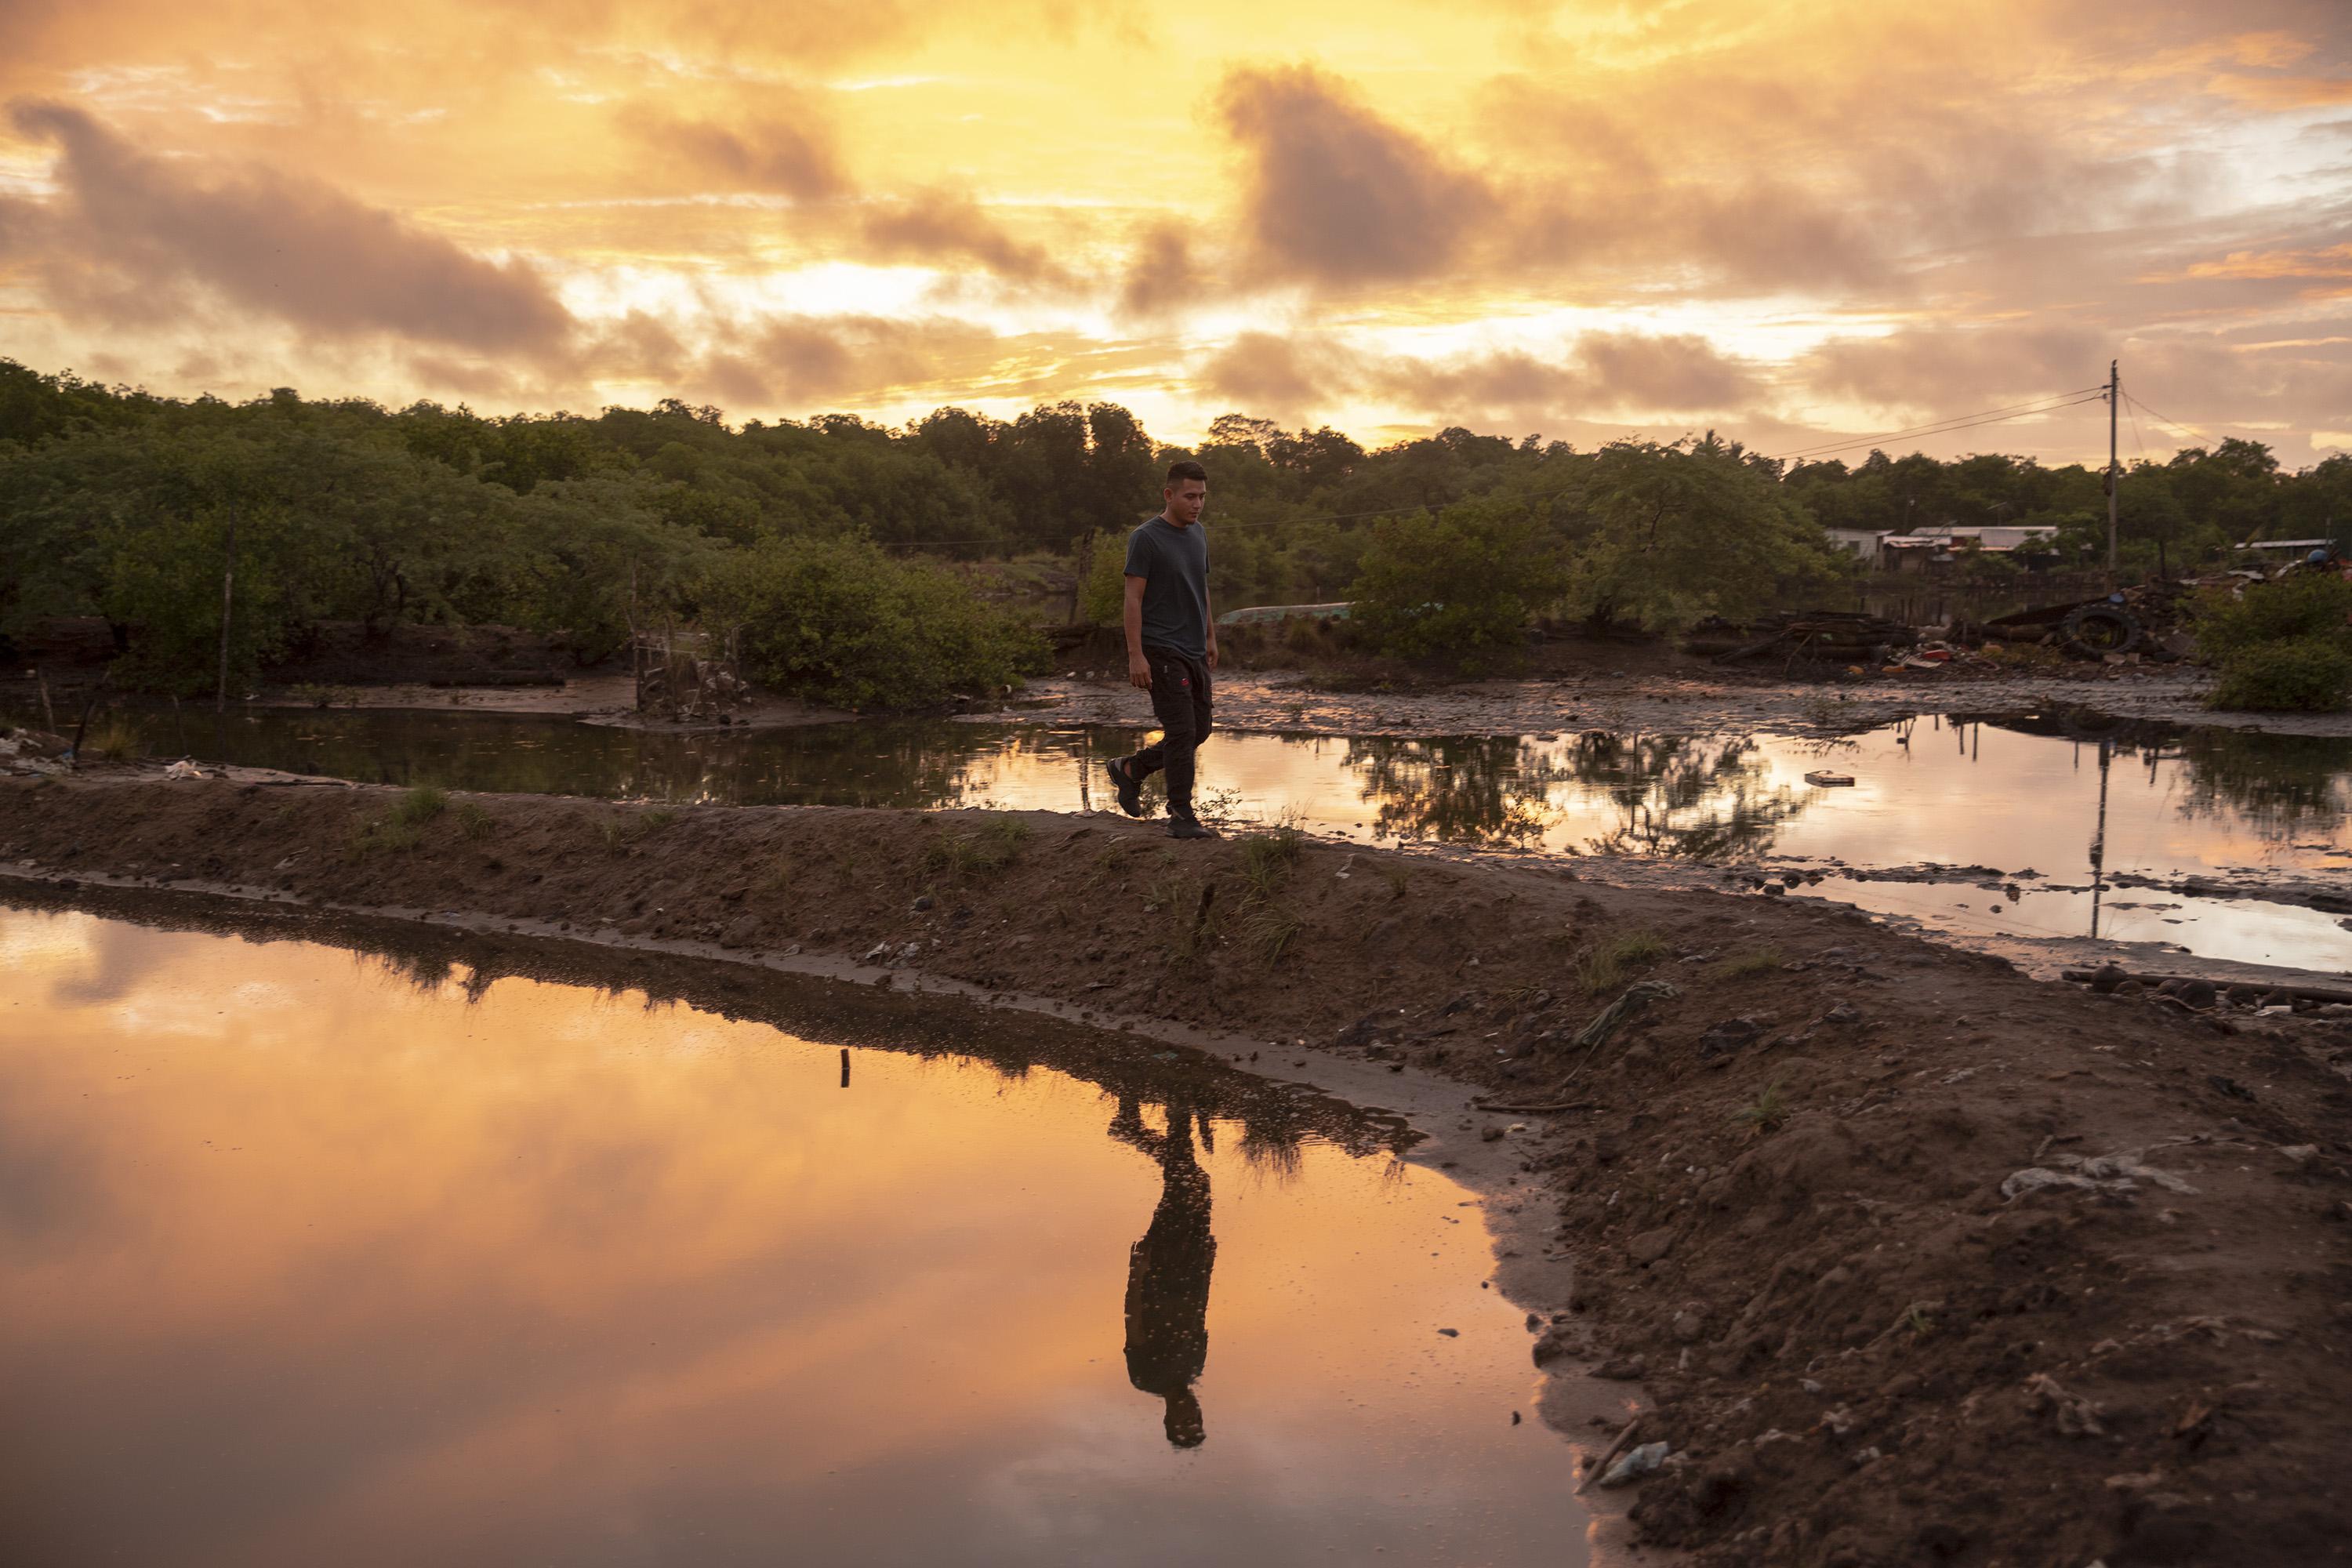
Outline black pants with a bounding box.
[1127,646,1213,815]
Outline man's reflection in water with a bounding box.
[1109,1094,1217,1449]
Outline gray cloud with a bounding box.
[1200,328,1762,423]
[8,100,573,353]
[695,313,1004,411]
[1573,331,1761,410]
[1199,330,1359,412]
[1215,64,1498,288]
[624,105,845,200]
[1796,324,2109,411]
[858,191,1071,285]
[1118,221,1205,318]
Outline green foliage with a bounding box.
[454,801,495,840]
[920,816,1033,881]
[1577,929,1668,995]
[9,354,2346,700]
[1076,529,1129,626]
[2209,639,2352,712]
[79,714,140,760]
[1718,946,1785,978]
[2193,572,2352,659]
[714,536,1045,710]
[1148,869,1215,960]
[1236,900,1305,966]
[1348,501,1568,670]
[2197,573,2352,712]
[1238,825,1304,898]
[1733,1078,1792,1136]
[1568,435,1849,630]
[390,786,448,827]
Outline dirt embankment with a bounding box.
[5,771,2350,1567]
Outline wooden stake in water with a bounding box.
[840,1048,851,1089]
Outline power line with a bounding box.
[1766,390,2110,463]
[2122,390,2218,448]
[1768,388,2108,460]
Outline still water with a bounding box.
[0,903,1584,1568]
[70,702,2352,971]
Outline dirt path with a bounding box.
[5,769,2350,1566]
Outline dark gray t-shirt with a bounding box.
[1123,516,1209,659]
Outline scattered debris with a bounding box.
[1598,1440,1672,1488]
[2025,1373,2107,1437]
[2002,1149,2198,1201]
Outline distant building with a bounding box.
[1878,524,2061,573]
[1824,528,1886,565]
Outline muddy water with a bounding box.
[0,905,1586,1568]
[61,702,2352,971]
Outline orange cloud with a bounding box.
[2183,243,2352,281]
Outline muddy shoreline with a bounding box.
[50,651,2348,742]
[1004,664,2352,740]
[5,770,2348,1565]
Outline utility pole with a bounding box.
[2106,359,2120,576]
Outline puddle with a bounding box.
[36,702,2352,971]
[0,903,1588,1567]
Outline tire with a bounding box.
[2060,604,2141,658]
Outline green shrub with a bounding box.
[390,786,448,826]
[1347,501,1567,673]
[2209,637,2352,712]
[1576,928,1667,995]
[1077,531,1127,626]
[2196,573,2352,711]
[713,536,1047,710]
[921,816,1033,881]
[2194,572,2352,659]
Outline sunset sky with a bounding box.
[2,0,2348,464]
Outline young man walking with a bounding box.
[1105,460,1218,839]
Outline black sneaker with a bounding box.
[1104,757,1145,817]
[1167,814,1218,840]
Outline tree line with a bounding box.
[4,359,2347,702]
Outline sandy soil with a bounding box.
[4,768,2348,1567]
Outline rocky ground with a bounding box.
[4,766,2349,1566]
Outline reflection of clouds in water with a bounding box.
[31,913,176,1008]
[0,909,103,968]
[0,1062,118,1253]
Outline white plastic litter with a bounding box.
[162,760,205,780]
[1598,1441,1671,1487]
[2001,1149,2197,1201]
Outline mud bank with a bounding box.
[5,771,2350,1566]
[1005,665,2352,740]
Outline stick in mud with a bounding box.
[840,1047,851,1088]
[1575,1412,1646,1496]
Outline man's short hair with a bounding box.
[1167,459,1208,486]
